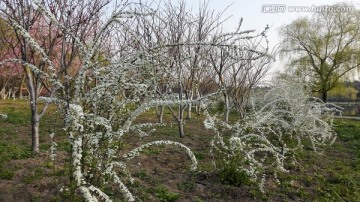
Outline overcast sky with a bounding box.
[187,0,359,47]
[185,0,360,80]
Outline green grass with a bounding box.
[334,120,360,153]
[142,146,162,155]
[0,101,30,125]
[0,100,65,173]
[152,185,181,202]
[23,167,45,184]
[268,119,360,201]
[0,143,32,168]
[0,169,15,180]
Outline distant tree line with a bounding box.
[327,80,360,102]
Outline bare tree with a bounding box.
[208,21,272,122]
[181,1,227,119]
[160,0,191,137]
[228,35,273,118]
[160,0,235,135]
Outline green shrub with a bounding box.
[217,154,251,186]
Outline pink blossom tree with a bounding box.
[0,0,107,153]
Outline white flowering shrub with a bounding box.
[1,1,207,201]
[205,74,341,191]
[52,24,202,202]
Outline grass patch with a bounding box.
[334,120,360,152]
[177,180,196,192]
[142,146,162,156]
[268,119,360,201]
[0,169,15,180]
[133,170,148,180]
[23,167,45,184]
[0,143,32,165]
[152,185,181,202]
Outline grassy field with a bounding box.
[0,100,360,201]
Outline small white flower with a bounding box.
[0,114,7,119]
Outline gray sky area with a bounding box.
[196,0,359,45]
[185,0,360,80]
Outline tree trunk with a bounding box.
[155,105,164,123]
[195,89,201,115]
[224,93,229,122]
[178,102,185,138]
[195,102,201,115]
[187,103,192,119]
[19,76,25,99]
[225,108,230,122]
[178,119,185,138]
[168,104,186,138]
[0,87,6,100]
[186,91,193,119]
[0,79,9,100]
[322,91,327,103]
[7,88,12,100]
[31,113,40,153]
[24,65,40,153]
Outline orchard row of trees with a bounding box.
[2,1,360,154]
[0,0,272,153]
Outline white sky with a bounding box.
[185,0,360,80]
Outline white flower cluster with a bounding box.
[66,104,85,134]
[206,74,340,191]
[0,114,7,119]
[49,133,57,161]
[72,137,84,186]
